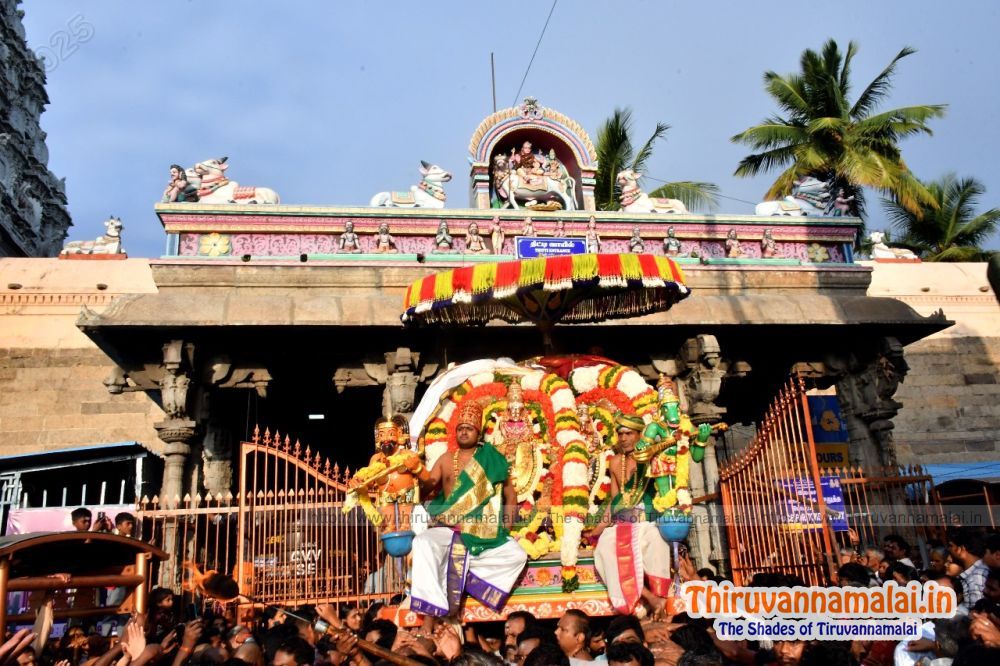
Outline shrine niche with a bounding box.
[468,97,597,212]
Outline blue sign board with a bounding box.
[807,395,849,443]
[515,236,587,258]
[780,475,849,532]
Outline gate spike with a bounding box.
[314,452,321,468]
[332,462,339,476]
[263,427,272,445]
[253,424,260,444]
[294,440,301,457]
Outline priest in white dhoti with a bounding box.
[590,412,673,615]
[410,401,528,618]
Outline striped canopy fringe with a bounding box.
[402,254,689,326]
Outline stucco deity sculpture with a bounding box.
[495,141,577,211]
[832,188,856,216]
[465,222,489,254]
[869,231,920,260]
[369,161,452,209]
[522,216,536,236]
[633,376,716,515]
[61,216,125,256]
[584,216,601,253]
[754,176,831,216]
[161,164,199,203]
[184,157,280,204]
[725,229,743,258]
[616,169,688,214]
[552,219,567,237]
[434,221,454,252]
[761,228,777,258]
[490,216,505,253]
[348,415,427,534]
[511,141,546,188]
[374,222,398,253]
[339,221,362,253]
[629,226,645,253]
[663,226,682,256]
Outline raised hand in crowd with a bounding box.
[970,612,1000,648]
[432,623,463,662]
[0,629,36,666]
[120,618,146,660]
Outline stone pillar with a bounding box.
[154,340,198,504]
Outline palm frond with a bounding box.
[850,45,917,119]
[647,181,721,211]
[630,122,670,175]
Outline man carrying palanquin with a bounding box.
[588,412,674,616]
[410,400,528,624]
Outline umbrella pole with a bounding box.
[539,321,555,354]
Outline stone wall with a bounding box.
[894,336,1000,463]
[861,261,1000,465]
[0,347,162,454]
[0,258,163,456]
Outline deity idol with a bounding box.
[490,216,505,254]
[725,229,743,258]
[663,226,682,256]
[374,222,398,253]
[434,221,454,252]
[349,415,427,533]
[629,226,645,253]
[465,222,489,254]
[339,221,362,253]
[494,383,545,502]
[510,141,546,188]
[633,376,714,515]
[760,228,777,258]
[584,216,601,253]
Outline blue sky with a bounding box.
[21,0,1000,257]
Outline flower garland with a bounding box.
[413,369,591,586]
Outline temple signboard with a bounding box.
[515,236,587,258]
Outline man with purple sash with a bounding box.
[410,401,527,621]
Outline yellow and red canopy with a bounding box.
[402,253,689,326]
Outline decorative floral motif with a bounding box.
[199,233,231,257]
[807,243,829,263]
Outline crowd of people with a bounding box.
[2,525,999,666]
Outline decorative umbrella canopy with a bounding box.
[402,253,689,327]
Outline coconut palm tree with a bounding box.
[595,107,719,211]
[883,174,999,261]
[732,39,946,218]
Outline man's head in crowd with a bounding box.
[837,562,871,588]
[273,637,315,666]
[861,547,884,571]
[115,512,135,537]
[515,625,553,663]
[883,533,911,562]
[606,641,655,666]
[984,569,1000,604]
[985,532,1000,569]
[555,609,591,659]
[523,643,568,666]
[71,507,92,531]
[928,546,949,577]
[949,529,986,569]
[363,619,398,651]
[936,576,965,609]
[605,615,645,646]
[772,640,806,666]
[933,616,972,659]
[504,610,535,648]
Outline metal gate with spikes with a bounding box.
[138,426,404,608]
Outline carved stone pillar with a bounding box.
[798,337,910,470]
[154,340,198,505]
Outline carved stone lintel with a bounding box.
[335,347,439,418]
[204,355,272,397]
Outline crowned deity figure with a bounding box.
[552,219,567,237]
[760,228,777,258]
[493,383,545,503]
[434,221,454,252]
[490,216,505,254]
[348,415,427,533]
[663,226,682,257]
[584,216,601,254]
[510,141,546,189]
[465,222,489,254]
[633,376,714,515]
[725,229,743,258]
[629,226,645,253]
[374,222,398,253]
[339,221,362,253]
[522,216,536,236]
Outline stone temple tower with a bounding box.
[0,0,72,256]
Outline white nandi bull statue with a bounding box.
[369,161,452,208]
[616,169,688,214]
[186,157,280,204]
[61,216,124,256]
[868,231,920,261]
[755,176,831,216]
